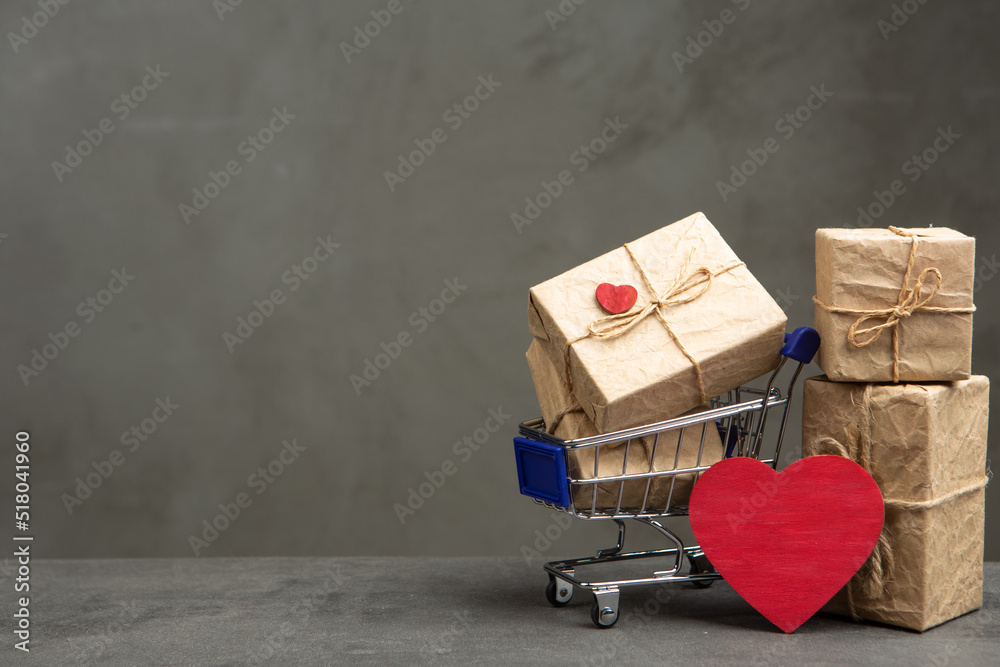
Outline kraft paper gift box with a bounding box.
[801,375,990,631]
[527,340,724,511]
[528,212,787,432]
[813,226,976,383]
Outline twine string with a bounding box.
[813,226,975,382]
[562,242,744,407]
[813,385,989,619]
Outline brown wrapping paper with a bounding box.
[814,227,975,383]
[802,375,989,631]
[528,212,787,432]
[527,340,724,511]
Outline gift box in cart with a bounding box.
[512,327,820,627]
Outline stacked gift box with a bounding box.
[524,211,787,509]
[804,226,989,631]
[523,215,990,632]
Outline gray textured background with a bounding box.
[0,0,996,562]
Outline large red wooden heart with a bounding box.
[689,456,884,633]
[595,283,637,314]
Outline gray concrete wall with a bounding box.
[1,0,997,562]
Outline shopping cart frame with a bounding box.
[513,327,820,627]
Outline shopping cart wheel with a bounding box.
[590,602,619,628]
[545,574,573,607]
[688,552,716,589]
[590,589,619,628]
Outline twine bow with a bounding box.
[813,385,990,619]
[563,242,744,407]
[813,226,976,382]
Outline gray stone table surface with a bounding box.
[10,558,999,665]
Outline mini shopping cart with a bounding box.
[512,327,820,627]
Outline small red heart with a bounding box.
[689,456,883,633]
[595,283,638,314]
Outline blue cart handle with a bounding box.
[781,326,820,364]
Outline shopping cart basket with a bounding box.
[512,327,820,627]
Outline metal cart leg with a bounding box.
[642,518,684,577]
[591,587,620,628]
[596,519,626,558]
